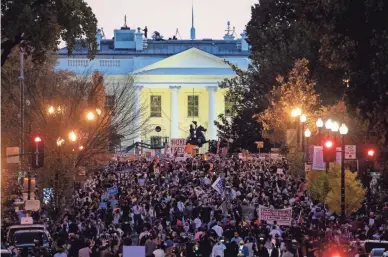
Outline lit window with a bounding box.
[150,95,162,117]
[188,95,199,117]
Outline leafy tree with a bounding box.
[254,59,319,144]
[1,51,148,217]
[306,170,330,203]
[325,164,366,216]
[1,0,98,67]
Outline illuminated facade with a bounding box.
[56,21,250,147]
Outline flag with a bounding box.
[212,177,224,195]
[298,210,303,224]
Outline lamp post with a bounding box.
[325,119,333,137]
[339,123,348,222]
[300,114,307,152]
[331,121,339,143]
[304,128,311,163]
[291,108,302,150]
[316,118,323,143]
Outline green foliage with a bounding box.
[307,170,330,203]
[307,164,365,216]
[1,0,98,67]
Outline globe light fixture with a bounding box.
[304,128,311,138]
[86,111,95,121]
[69,131,77,142]
[339,124,348,135]
[300,114,307,123]
[316,118,323,128]
[291,108,302,118]
[325,119,333,130]
[331,121,339,132]
[96,108,102,116]
[48,106,55,114]
[79,145,84,150]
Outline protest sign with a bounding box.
[257,205,292,226]
[171,138,186,156]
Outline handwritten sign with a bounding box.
[257,205,292,226]
[171,139,186,156]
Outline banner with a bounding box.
[312,146,325,171]
[171,138,186,156]
[257,205,292,226]
[212,177,224,195]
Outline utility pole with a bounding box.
[19,48,25,170]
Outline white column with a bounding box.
[169,86,181,138]
[207,86,218,140]
[134,85,143,143]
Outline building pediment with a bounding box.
[133,47,233,75]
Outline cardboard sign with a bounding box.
[257,205,292,226]
[108,186,118,195]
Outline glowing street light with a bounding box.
[79,145,84,151]
[316,118,323,128]
[34,136,42,143]
[48,106,55,114]
[291,108,302,118]
[69,131,77,142]
[304,128,311,138]
[56,137,65,146]
[300,114,307,123]
[339,124,348,135]
[331,121,339,132]
[86,112,95,121]
[96,108,102,116]
[325,119,333,130]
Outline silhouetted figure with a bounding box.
[143,26,148,38]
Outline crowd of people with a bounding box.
[3,153,388,257]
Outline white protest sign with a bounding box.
[21,217,33,225]
[345,145,356,160]
[25,200,41,211]
[123,246,145,257]
[170,138,186,156]
[312,146,325,171]
[257,205,292,226]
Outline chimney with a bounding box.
[240,30,249,51]
[96,29,103,51]
[135,27,144,51]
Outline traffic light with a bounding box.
[31,136,44,168]
[323,139,336,163]
[367,149,375,158]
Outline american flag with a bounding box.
[212,177,224,195]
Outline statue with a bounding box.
[186,121,208,147]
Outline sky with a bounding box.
[85,0,258,40]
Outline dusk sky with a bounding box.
[85,0,258,40]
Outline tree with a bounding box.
[1,0,98,67]
[306,170,330,203]
[1,51,148,218]
[254,59,319,144]
[245,0,388,144]
[325,164,366,216]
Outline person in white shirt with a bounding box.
[194,217,202,230]
[212,223,224,238]
[211,240,226,257]
[153,247,165,257]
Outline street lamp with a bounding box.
[86,111,95,121]
[339,123,348,222]
[325,119,333,137]
[69,131,77,142]
[48,106,55,114]
[96,108,102,116]
[79,145,84,151]
[300,114,307,151]
[304,128,311,162]
[316,118,324,142]
[291,108,302,150]
[331,121,339,142]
